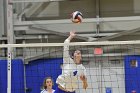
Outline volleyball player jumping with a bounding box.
[55,31,88,93]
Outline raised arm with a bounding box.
[63,31,76,64]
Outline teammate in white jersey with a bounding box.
[55,31,88,93]
[41,77,55,93]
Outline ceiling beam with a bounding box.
[14,26,29,30]
[18,3,32,20]
[0,35,48,40]
[29,3,50,17]
[25,3,44,17]
[78,33,117,37]
[14,16,140,26]
[30,25,89,41]
[96,27,140,41]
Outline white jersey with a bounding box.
[56,39,86,92]
[40,89,55,93]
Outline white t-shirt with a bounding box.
[56,39,86,92]
[40,89,55,93]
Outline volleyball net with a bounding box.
[0,40,140,93]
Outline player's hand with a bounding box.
[80,74,88,89]
[67,31,76,41]
[80,74,86,81]
[70,31,76,38]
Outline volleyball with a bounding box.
[71,11,83,23]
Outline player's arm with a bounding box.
[63,31,76,63]
[80,74,88,89]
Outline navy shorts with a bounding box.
[54,86,75,93]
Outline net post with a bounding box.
[7,47,12,93]
[6,0,14,92]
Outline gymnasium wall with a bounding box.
[13,0,139,18]
[125,55,140,93]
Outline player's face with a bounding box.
[74,50,82,64]
[46,79,53,89]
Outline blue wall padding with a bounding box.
[11,59,25,93]
[25,58,63,93]
[0,58,62,93]
[0,59,24,93]
[125,55,140,93]
[0,60,7,93]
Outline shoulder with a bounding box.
[78,64,86,69]
[40,89,47,93]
